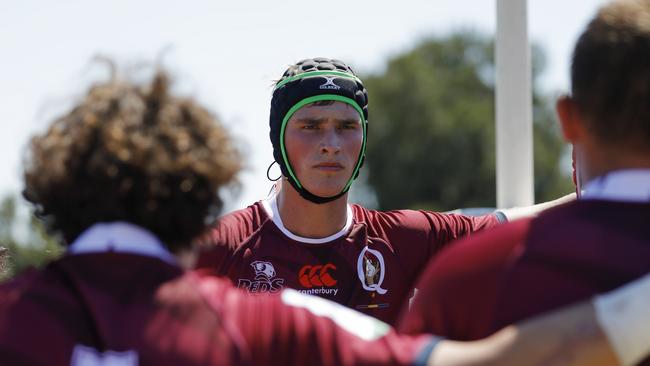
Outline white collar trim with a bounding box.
[67,221,178,265]
[582,169,650,202]
[261,194,353,244]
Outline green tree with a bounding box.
[0,195,62,281]
[362,31,572,211]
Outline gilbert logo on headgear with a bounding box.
[357,247,387,295]
[319,76,341,90]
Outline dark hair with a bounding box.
[571,0,650,150]
[23,67,241,251]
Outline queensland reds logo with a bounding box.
[356,247,387,295]
[298,263,337,288]
[237,261,285,293]
[251,261,276,280]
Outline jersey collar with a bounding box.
[582,169,650,203]
[261,193,353,244]
[67,221,178,266]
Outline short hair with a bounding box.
[571,0,650,149]
[23,67,240,251]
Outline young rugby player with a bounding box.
[196,58,571,324]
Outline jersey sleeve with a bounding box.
[206,280,437,366]
[421,211,500,251]
[380,209,500,255]
[371,209,501,288]
[397,219,530,341]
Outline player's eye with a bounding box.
[340,122,359,130]
[302,123,319,130]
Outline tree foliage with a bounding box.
[362,32,572,211]
[0,195,62,281]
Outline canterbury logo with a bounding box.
[319,76,341,90]
[298,264,337,288]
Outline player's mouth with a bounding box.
[313,162,344,172]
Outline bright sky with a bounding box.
[0,0,607,211]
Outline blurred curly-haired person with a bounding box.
[22,70,239,252]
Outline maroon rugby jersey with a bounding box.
[0,253,246,366]
[0,253,436,366]
[398,199,650,365]
[196,196,499,324]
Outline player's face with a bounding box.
[284,101,363,198]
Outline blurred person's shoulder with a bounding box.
[199,201,271,247]
[0,267,43,307]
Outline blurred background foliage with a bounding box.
[0,195,63,282]
[361,31,572,211]
[0,31,573,280]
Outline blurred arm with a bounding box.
[497,192,576,221]
[428,300,618,366]
[429,271,650,366]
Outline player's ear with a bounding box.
[556,95,584,144]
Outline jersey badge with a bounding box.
[237,261,285,293]
[357,247,388,294]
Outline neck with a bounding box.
[276,181,349,238]
[581,142,650,183]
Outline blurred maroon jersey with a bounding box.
[196,196,499,324]
[398,199,650,366]
[0,252,436,366]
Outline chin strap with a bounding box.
[292,184,349,204]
